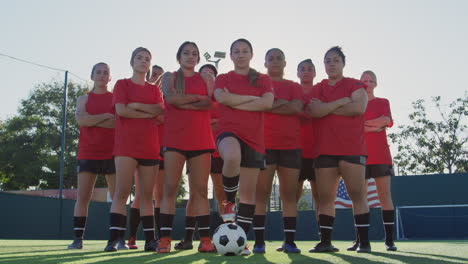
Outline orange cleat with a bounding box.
[156,237,172,253]
[198,237,216,253]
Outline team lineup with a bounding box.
[69,38,396,256]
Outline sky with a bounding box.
[1,1,467,130]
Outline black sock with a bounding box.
[223,175,239,203]
[382,210,395,243]
[159,213,174,238]
[120,215,127,240]
[196,215,211,238]
[109,213,126,242]
[73,216,86,239]
[283,217,296,245]
[318,214,334,244]
[355,213,370,246]
[253,215,266,245]
[184,216,196,242]
[128,208,140,239]
[141,215,155,243]
[237,203,255,235]
[154,207,161,239]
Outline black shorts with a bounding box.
[77,159,116,174]
[366,164,395,179]
[158,159,165,170]
[216,132,265,169]
[314,155,366,168]
[265,149,302,169]
[211,157,223,174]
[133,158,159,166]
[163,147,214,160]
[299,158,316,182]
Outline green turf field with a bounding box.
[0,240,467,264]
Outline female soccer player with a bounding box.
[347,70,397,251]
[67,62,116,250]
[173,63,225,251]
[127,64,165,250]
[157,42,216,253]
[306,46,371,253]
[104,47,164,252]
[214,38,274,255]
[252,48,303,254]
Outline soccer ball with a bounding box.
[212,223,247,256]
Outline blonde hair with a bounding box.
[362,70,377,85]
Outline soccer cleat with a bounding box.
[104,240,118,252]
[174,239,193,250]
[144,239,159,252]
[283,243,301,253]
[221,200,236,222]
[276,244,284,252]
[117,238,129,250]
[356,243,372,253]
[127,236,138,250]
[67,238,83,249]
[385,241,397,251]
[253,243,266,254]
[156,237,172,253]
[241,244,251,256]
[347,241,359,251]
[198,237,216,253]
[309,242,339,253]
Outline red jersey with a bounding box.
[113,79,163,159]
[215,71,273,154]
[211,102,221,158]
[77,91,115,160]
[311,78,367,156]
[264,79,303,149]
[301,85,320,159]
[365,98,393,164]
[163,73,214,150]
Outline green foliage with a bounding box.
[389,94,467,175]
[0,79,88,190]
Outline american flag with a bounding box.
[335,178,381,209]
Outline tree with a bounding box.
[389,94,467,175]
[0,79,88,190]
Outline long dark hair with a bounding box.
[230,38,259,87]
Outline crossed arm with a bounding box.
[306,88,367,118]
[116,102,164,119]
[269,98,304,115]
[214,88,274,111]
[160,72,213,110]
[75,95,115,128]
[365,116,392,132]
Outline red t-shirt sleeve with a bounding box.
[350,79,367,93]
[113,80,128,105]
[213,74,227,100]
[310,83,321,100]
[382,98,393,127]
[153,84,164,104]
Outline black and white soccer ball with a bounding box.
[212,223,247,256]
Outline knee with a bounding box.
[222,155,241,169]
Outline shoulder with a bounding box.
[77,94,89,103]
[344,77,366,89]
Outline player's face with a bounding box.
[324,51,344,79]
[91,64,110,87]
[265,50,286,75]
[200,67,216,78]
[179,44,199,69]
[361,73,377,93]
[297,62,316,83]
[132,51,151,74]
[230,41,252,69]
[149,68,164,83]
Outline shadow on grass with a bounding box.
[371,251,465,264]
[397,250,468,262]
